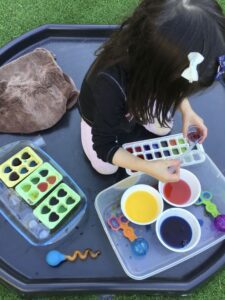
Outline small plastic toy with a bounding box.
[46,249,101,267]
[107,215,149,256]
[195,191,225,232]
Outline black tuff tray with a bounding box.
[1,24,225,295]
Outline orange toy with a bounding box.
[107,215,137,242]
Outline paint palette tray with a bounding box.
[0,140,87,246]
[34,183,81,230]
[16,162,63,206]
[123,133,205,175]
[0,146,43,187]
[95,154,225,280]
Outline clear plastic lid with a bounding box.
[95,152,225,280]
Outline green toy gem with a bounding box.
[195,191,220,218]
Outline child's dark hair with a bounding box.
[94,0,225,126]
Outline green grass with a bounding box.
[1,0,225,299]
[0,0,138,47]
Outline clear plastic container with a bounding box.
[95,152,225,280]
[0,139,87,246]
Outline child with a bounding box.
[78,0,225,182]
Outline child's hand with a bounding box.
[146,159,180,183]
[179,98,207,144]
[182,110,207,144]
[113,148,180,183]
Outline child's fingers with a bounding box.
[199,125,208,144]
[166,160,180,177]
[182,123,189,139]
[169,172,180,182]
[166,159,181,168]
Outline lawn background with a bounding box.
[0,0,225,299]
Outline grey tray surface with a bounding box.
[0,24,225,295]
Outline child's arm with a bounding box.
[179,98,208,143]
[112,147,180,183]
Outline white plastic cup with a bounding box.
[121,184,164,225]
[156,208,201,253]
[158,168,201,207]
[187,125,202,144]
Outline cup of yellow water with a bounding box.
[121,184,164,225]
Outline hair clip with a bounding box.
[215,55,225,81]
[181,52,204,83]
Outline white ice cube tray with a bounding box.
[122,133,205,176]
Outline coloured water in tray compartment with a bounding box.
[33,183,81,230]
[123,133,205,175]
[16,162,63,206]
[0,147,43,187]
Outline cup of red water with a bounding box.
[158,169,201,207]
[187,125,202,144]
[156,208,201,252]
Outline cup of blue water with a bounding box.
[156,208,201,253]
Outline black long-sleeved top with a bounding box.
[78,63,136,163]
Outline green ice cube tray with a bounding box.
[33,183,81,230]
[16,162,63,206]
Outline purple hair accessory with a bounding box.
[216,55,225,81]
